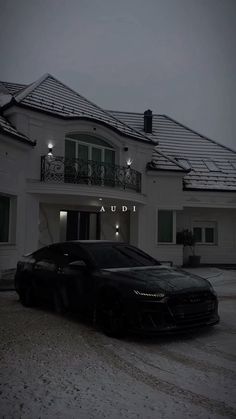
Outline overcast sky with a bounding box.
[0,0,235,149]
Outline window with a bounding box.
[65,134,115,166]
[0,195,10,242]
[157,210,175,243]
[65,134,115,186]
[193,222,217,244]
[203,160,220,172]
[84,244,160,269]
[176,159,191,170]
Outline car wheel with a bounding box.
[53,288,67,314]
[19,284,35,307]
[96,294,126,337]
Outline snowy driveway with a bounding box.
[0,268,236,419]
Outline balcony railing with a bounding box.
[41,156,142,193]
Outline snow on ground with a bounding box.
[0,269,235,419]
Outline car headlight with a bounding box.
[133,290,166,300]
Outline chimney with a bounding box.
[144,109,153,133]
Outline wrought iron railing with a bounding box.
[41,156,141,192]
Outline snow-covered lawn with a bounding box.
[0,269,235,419]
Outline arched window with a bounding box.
[65,134,115,166]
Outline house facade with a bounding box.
[0,74,236,270]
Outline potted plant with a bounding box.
[176,229,201,267]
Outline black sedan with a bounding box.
[15,241,219,336]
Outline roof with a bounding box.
[0,81,27,95]
[1,74,154,144]
[0,114,34,146]
[109,111,236,192]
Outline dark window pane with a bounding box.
[78,144,88,161]
[92,147,102,163]
[85,244,160,269]
[158,211,173,243]
[65,140,76,159]
[104,149,115,186]
[193,227,202,242]
[205,228,214,243]
[0,196,10,242]
[104,149,115,165]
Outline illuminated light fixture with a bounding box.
[127,158,132,167]
[60,211,67,220]
[115,225,119,235]
[48,143,53,156]
[99,198,103,201]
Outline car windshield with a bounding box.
[84,244,160,269]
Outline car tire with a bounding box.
[19,284,36,307]
[96,293,126,338]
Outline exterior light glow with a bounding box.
[48,143,53,156]
[60,211,67,220]
[127,158,132,167]
[115,225,119,235]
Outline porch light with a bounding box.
[48,143,53,156]
[60,211,67,220]
[127,158,132,167]
[115,225,119,235]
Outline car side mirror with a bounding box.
[68,260,87,269]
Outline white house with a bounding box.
[0,73,236,270]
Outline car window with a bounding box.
[117,246,160,266]
[34,246,65,265]
[33,247,53,261]
[59,244,89,266]
[84,244,160,269]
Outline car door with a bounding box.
[33,247,60,300]
[58,244,93,312]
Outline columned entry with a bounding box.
[60,211,100,241]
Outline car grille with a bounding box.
[168,291,217,325]
[132,302,173,330]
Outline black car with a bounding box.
[15,241,219,336]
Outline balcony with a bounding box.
[41,156,142,193]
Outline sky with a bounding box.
[0,0,235,150]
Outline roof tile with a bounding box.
[109,111,236,191]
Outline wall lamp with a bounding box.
[115,225,119,235]
[127,158,132,167]
[48,143,53,156]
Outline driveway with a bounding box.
[0,268,236,419]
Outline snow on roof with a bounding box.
[109,111,236,192]
[3,74,154,144]
[0,115,34,146]
[0,81,27,95]
[147,146,188,173]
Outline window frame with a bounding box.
[192,221,217,245]
[0,194,16,245]
[65,136,115,164]
[156,209,176,245]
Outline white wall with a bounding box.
[128,173,185,265]
[0,135,34,269]
[177,207,236,264]
[100,211,130,242]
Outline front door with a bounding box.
[61,211,100,241]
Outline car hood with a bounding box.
[102,266,211,294]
